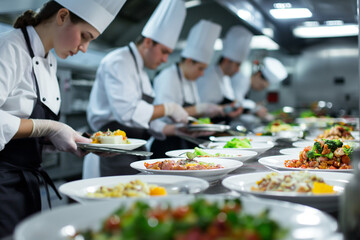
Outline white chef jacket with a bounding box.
[231,72,256,110]
[153,64,199,105]
[87,42,156,132]
[0,26,60,151]
[196,65,235,104]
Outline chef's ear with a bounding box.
[56,8,70,26]
[143,38,154,49]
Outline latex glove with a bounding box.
[196,103,224,117]
[164,102,189,123]
[30,119,91,157]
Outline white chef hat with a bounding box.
[261,57,288,84]
[181,20,221,64]
[55,0,126,34]
[222,25,253,63]
[142,0,186,50]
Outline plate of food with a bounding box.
[210,135,274,143]
[130,157,243,182]
[292,140,314,148]
[222,171,351,211]
[208,138,275,154]
[14,194,338,240]
[59,175,209,203]
[165,147,258,161]
[279,148,303,155]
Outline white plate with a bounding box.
[59,175,209,203]
[208,141,275,154]
[258,154,353,172]
[210,135,273,142]
[222,171,351,211]
[77,138,147,150]
[279,148,303,155]
[292,140,314,148]
[186,123,230,132]
[130,157,243,182]
[165,149,258,161]
[14,195,338,240]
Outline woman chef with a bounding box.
[151,20,223,157]
[0,0,126,237]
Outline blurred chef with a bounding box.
[87,0,187,176]
[151,19,223,157]
[0,0,126,237]
[197,25,253,122]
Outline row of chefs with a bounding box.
[0,0,287,237]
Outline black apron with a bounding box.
[0,28,61,237]
[99,44,154,176]
[151,64,197,159]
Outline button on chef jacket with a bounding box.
[196,64,235,104]
[87,42,155,132]
[0,26,60,150]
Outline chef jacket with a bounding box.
[87,42,156,132]
[231,71,256,110]
[153,64,199,105]
[0,26,60,151]
[196,65,235,104]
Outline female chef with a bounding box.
[0,0,126,237]
[151,20,224,157]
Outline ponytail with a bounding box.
[14,1,84,29]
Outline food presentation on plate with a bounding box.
[285,139,353,170]
[209,140,275,154]
[315,125,355,141]
[144,158,224,170]
[211,135,274,143]
[90,129,130,144]
[165,147,258,161]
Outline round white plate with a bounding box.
[222,171,351,212]
[208,141,275,154]
[130,157,243,182]
[279,148,303,155]
[292,140,314,148]
[77,138,147,150]
[187,123,230,132]
[59,175,209,203]
[210,135,273,142]
[165,149,258,161]
[14,195,338,240]
[258,154,353,172]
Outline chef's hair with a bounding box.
[135,36,159,46]
[180,57,199,64]
[14,0,84,29]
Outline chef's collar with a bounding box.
[129,42,144,70]
[26,26,46,58]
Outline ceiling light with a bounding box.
[273,3,292,9]
[185,0,201,8]
[293,24,358,38]
[214,38,223,51]
[325,20,344,26]
[303,21,319,27]
[250,35,279,50]
[270,8,312,19]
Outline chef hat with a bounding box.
[261,57,288,84]
[55,0,126,34]
[222,25,253,63]
[181,20,221,64]
[142,0,186,50]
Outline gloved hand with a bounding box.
[29,119,91,157]
[196,103,224,117]
[164,102,189,123]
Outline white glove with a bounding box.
[164,102,189,123]
[196,103,224,117]
[29,119,91,157]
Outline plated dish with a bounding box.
[59,175,209,203]
[208,141,275,154]
[130,157,243,182]
[210,135,273,143]
[77,138,147,151]
[279,148,304,155]
[14,195,338,240]
[258,154,353,172]
[165,148,257,161]
[222,171,350,211]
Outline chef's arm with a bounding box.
[13,119,33,138]
[152,103,188,123]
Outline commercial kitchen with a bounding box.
[0,0,359,239]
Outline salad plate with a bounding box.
[130,157,243,182]
[14,194,338,240]
[165,148,257,161]
[77,138,147,151]
[222,171,351,211]
[59,175,209,203]
[210,135,273,143]
[208,141,275,154]
[258,154,353,172]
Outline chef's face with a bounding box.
[184,59,207,81]
[53,9,100,59]
[143,39,172,69]
[223,59,241,77]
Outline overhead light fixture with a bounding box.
[273,3,292,9]
[270,8,312,19]
[250,35,279,50]
[293,24,358,38]
[185,0,201,8]
[325,20,344,26]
